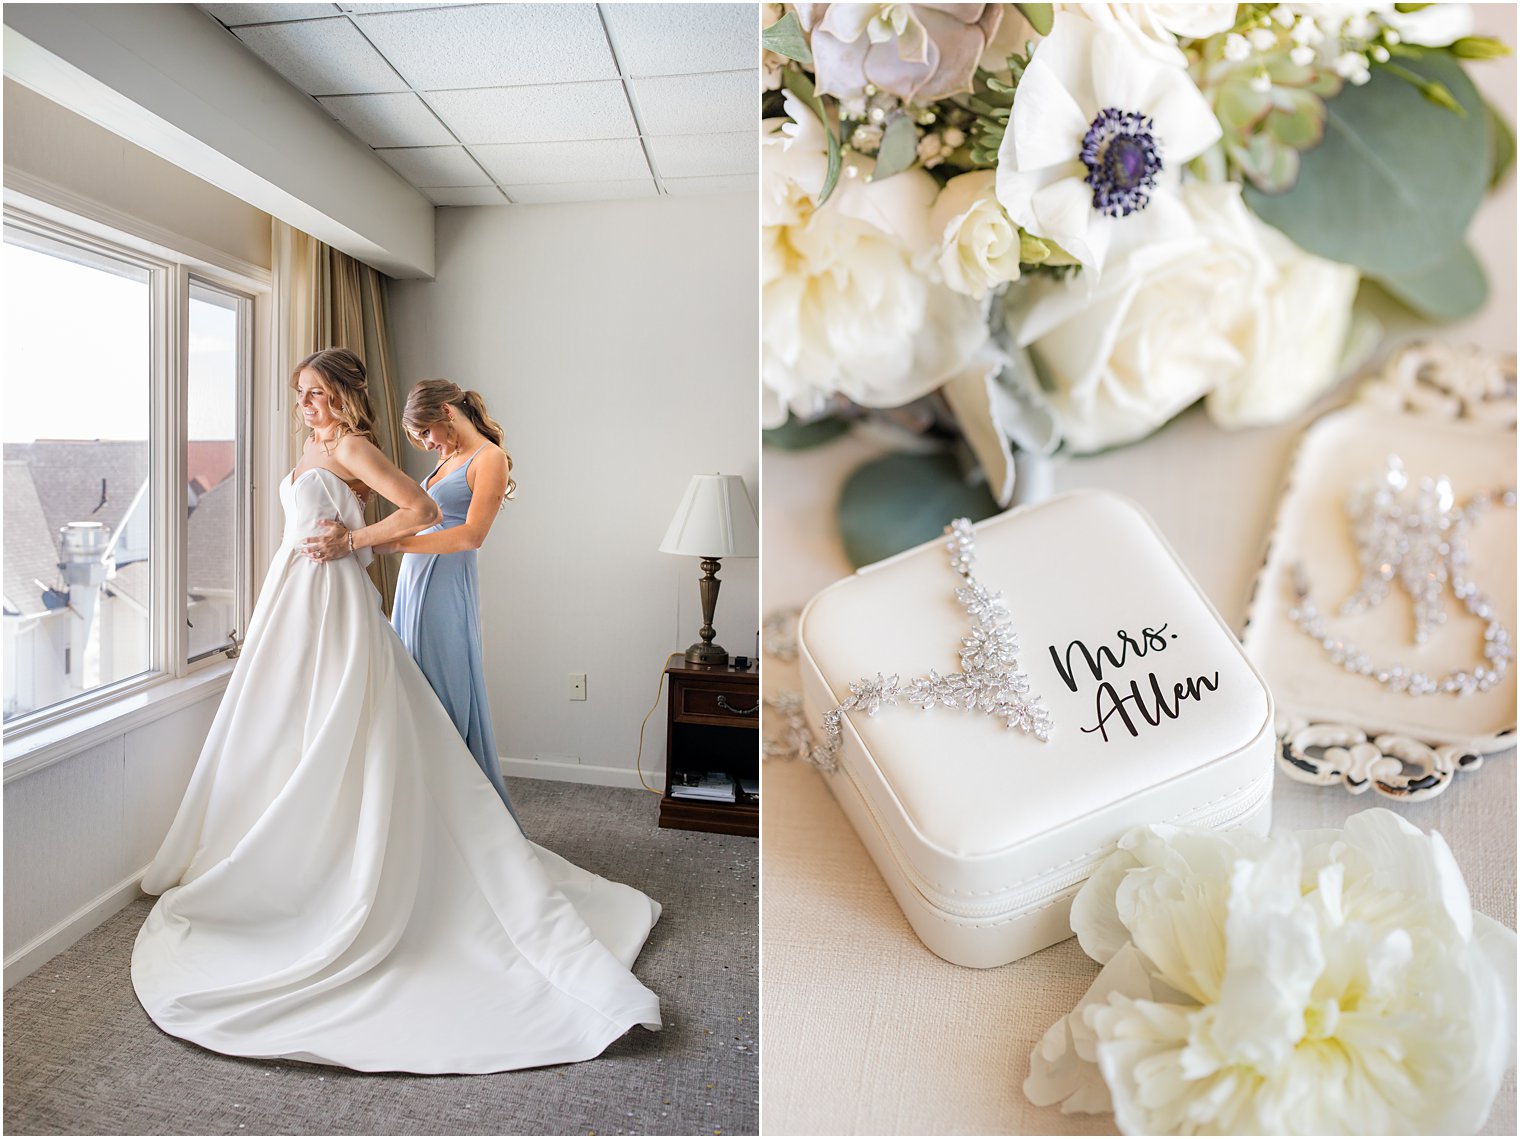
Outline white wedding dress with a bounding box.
[132,467,661,1073]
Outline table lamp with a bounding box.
[660,474,758,666]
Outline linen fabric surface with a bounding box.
[132,466,661,1074]
[391,445,519,822]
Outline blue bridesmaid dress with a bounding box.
[392,446,520,824]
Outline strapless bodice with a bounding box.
[281,467,372,566]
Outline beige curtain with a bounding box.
[273,221,405,612]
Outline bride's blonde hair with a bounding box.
[402,379,517,501]
[292,348,378,445]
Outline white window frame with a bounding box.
[2,178,273,771]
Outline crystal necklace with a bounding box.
[1287,457,1515,697]
[812,519,1052,772]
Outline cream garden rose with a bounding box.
[1026,809,1516,1135]
[1205,208,1359,429]
[762,91,985,424]
[1072,3,1240,65]
[929,171,1024,300]
[1012,181,1356,452]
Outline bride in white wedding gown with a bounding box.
[132,349,660,1073]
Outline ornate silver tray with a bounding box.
[1243,343,1517,801]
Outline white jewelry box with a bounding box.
[797,491,1275,968]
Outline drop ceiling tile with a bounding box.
[422,186,509,207]
[377,146,492,186]
[473,138,650,185]
[353,5,617,89]
[632,71,752,137]
[317,93,454,147]
[427,83,635,146]
[647,131,755,178]
[602,3,757,76]
[232,19,405,95]
[200,4,340,27]
[338,2,478,11]
[505,180,658,205]
[663,174,757,196]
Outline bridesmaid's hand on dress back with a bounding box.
[389,447,512,556]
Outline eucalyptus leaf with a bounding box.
[1015,3,1053,35]
[762,11,813,66]
[837,453,999,568]
[871,113,920,182]
[1372,243,1487,321]
[763,415,851,451]
[1487,100,1515,188]
[1244,52,1488,276]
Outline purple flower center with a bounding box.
[1081,109,1163,218]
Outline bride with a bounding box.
[131,348,661,1074]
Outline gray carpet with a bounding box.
[4,779,758,1137]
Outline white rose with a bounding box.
[1068,3,1241,65]
[1204,210,1358,428]
[1012,182,1354,452]
[930,171,1023,301]
[1025,809,1516,1135]
[763,92,987,421]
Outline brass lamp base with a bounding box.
[684,556,729,667]
[684,641,729,667]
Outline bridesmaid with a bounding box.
[384,380,520,824]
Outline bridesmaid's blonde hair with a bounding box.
[291,348,378,445]
[403,379,517,501]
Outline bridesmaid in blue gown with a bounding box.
[385,380,520,824]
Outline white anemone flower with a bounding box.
[995,9,1222,282]
[1026,809,1516,1135]
[762,91,986,425]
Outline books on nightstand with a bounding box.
[670,772,737,803]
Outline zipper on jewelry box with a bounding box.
[836,760,1272,922]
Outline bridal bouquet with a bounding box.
[762,3,1512,560]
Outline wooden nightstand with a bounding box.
[658,653,758,837]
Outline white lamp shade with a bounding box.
[659,474,758,557]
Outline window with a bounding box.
[3,210,256,730]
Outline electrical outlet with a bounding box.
[568,672,587,700]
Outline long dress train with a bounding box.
[131,467,661,1073]
[391,445,518,822]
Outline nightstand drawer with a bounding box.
[678,684,760,725]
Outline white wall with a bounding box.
[2,88,267,985]
[4,693,220,978]
[388,192,758,786]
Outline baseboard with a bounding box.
[500,755,663,792]
[5,867,148,988]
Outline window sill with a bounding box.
[2,662,234,783]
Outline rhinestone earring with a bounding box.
[1287,456,1515,698]
[811,519,1052,772]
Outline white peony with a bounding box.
[762,91,986,423]
[995,9,1222,282]
[1025,808,1516,1135]
[1011,181,1355,452]
[929,170,1024,300]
